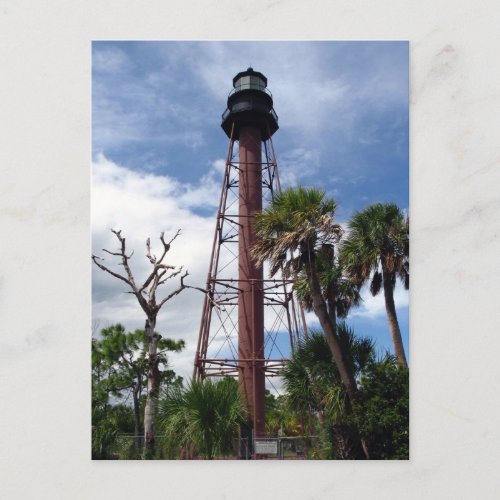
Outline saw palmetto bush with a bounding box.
[158,377,247,459]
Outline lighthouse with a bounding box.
[194,68,305,458]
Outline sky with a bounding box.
[92,41,409,383]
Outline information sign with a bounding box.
[255,440,279,454]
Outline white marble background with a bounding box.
[1,1,499,499]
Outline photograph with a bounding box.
[91,41,409,460]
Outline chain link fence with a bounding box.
[109,434,320,460]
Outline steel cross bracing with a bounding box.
[193,126,307,385]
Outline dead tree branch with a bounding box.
[94,227,191,460]
[92,229,186,318]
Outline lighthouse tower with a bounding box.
[194,68,306,458]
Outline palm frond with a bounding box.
[252,186,340,281]
[370,270,382,296]
[340,202,409,288]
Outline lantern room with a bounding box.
[221,67,279,140]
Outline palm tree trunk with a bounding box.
[382,267,408,368]
[144,317,160,458]
[304,261,358,404]
[312,262,370,460]
[327,288,337,336]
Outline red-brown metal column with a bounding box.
[238,125,265,439]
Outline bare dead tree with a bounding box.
[92,228,187,458]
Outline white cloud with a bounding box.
[92,154,306,384]
[92,154,217,380]
[351,282,409,319]
[92,154,409,385]
[92,41,408,193]
[279,147,320,187]
[91,41,409,379]
[180,42,351,141]
[178,159,226,209]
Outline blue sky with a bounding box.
[92,41,409,379]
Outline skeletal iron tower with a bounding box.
[194,68,306,457]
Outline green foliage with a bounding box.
[284,331,338,415]
[294,245,361,319]
[158,377,247,459]
[93,324,184,390]
[282,325,375,459]
[340,202,409,291]
[92,323,184,405]
[350,358,409,459]
[252,186,342,278]
[283,325,375,414]
[265,391,301,437]
[91,323,184,459]
[92,418,118,460]
[92,404,134,459]
[340,202,409,367]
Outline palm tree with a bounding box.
[282,325,375,459]
[158,377,246,459]
[340,203,409,368]
[252,186,359,404]
[294,243,362,326]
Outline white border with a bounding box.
[1,1,499,499]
